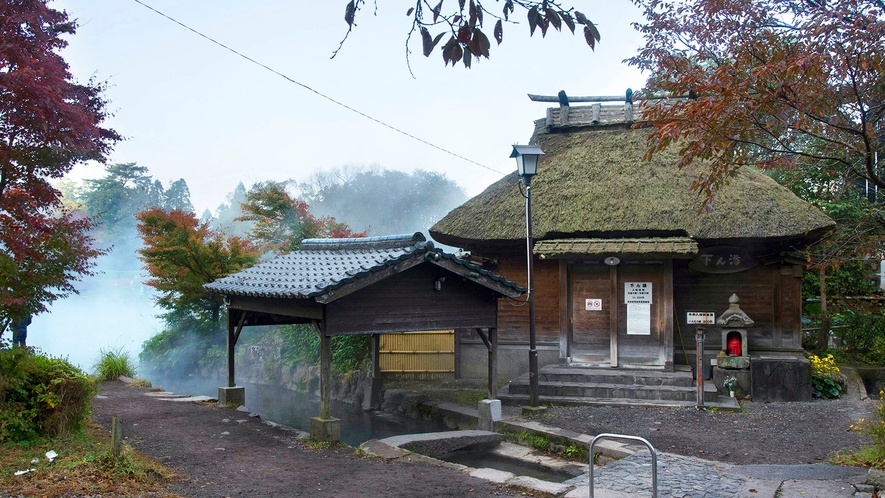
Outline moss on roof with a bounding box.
[430,122,834,248]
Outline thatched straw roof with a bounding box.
[430,115,834,249]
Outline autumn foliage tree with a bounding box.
[628,0,885,261]
[136,208,259,330]
[238,181,366,255]
[0,1,120,333]
[336,0,599,69]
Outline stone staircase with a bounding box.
[498,364,730,408]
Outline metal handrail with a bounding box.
[589,433,658,498]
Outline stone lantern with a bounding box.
[712,294,753,397]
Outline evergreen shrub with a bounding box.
[0,345,96,442]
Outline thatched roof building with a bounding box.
[430,122,834,249]
[431,101,833,403]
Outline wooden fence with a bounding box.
[379,330,455,380]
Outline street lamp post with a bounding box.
[511,145,545,408]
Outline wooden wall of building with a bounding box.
[673,260,804,364]
[325,263,498,335]
[493,258,561,344]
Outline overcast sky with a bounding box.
[53,0,646,214]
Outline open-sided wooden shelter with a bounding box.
[430,100,835,403]
[204,233,523,440]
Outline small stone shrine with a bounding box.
[713,294,753,397]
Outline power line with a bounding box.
[130,0,506,176]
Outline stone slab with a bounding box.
[378,430,502,459]
[734,478,782,497]
[218,386,245,406]
[477,399,501,431]
[750,354,812,401]
[359,439,411,459]
[777,478,857,497]
[160,395,216,403]
[309,416,340,442]
[505,475,573,496]
[469,467,514,484]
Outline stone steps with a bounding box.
[499,365,719,406]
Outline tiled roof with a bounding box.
[534,237,698,258]
[204,233,525,300]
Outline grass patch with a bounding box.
[830,445,885,469]
[93,346,138,381]
[130,378,153,388]
[0,422,177,497]
[301,439,348,450]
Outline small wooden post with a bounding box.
[320,330,332,420]
[111,416,123,458]
[695,327,705,409]
[227,312,236,388]
[488,327,498,400]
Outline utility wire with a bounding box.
[131,0,507,176]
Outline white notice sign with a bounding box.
[625,282,652,304]
[687,311,716,325]
[627,303,651,335]
[585,299,602,311]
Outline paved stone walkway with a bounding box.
[567,451,745,497]
[561,450,870,498]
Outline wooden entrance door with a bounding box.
[568,261,674,369]
[568,264,614,365]
[617,263,670,368]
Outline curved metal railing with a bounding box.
[589,433,658,498]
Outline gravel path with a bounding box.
[92,381,524,498]
[543,390,876,465]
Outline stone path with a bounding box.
[560,450,870,498]
[570,451,746,497]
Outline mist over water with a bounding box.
[27,247,163,373]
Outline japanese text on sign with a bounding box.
[699,254,742,267]
[585,299,602,311]
[686,311,715,325]
[627,304,651,335]
[625,282,652,304]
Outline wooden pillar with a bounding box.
[488,327,498,400]
[320,327,332,420]
[226,311,236,387]
[371,334,381,377]
[609,264,619,367]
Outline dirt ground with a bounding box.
[91,381,523,498]
[88,376,880,497]
[542,390,877,465]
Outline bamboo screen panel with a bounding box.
[379,330,455,380]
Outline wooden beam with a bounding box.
[475,327,491,351]
[233,311,246,346]
[226,311,236,387]
[229,295,322,320]
[432,258,525,298]
[527,93,688,103]
[559,261,568,359]
[316,257,425,304]
[315,320,332,420]
[488,327,498,400]
[663,260,675,370]
[610,264,619,367]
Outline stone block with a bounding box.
[717,355,750,369]
[310,417,341,442]
[477,399,502,431]
[864,468,885,489]
[362,376,383,411]
[712,367,751,397]
[217,386,245,407]
[750,354,812,402]
[521,405,548,417]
